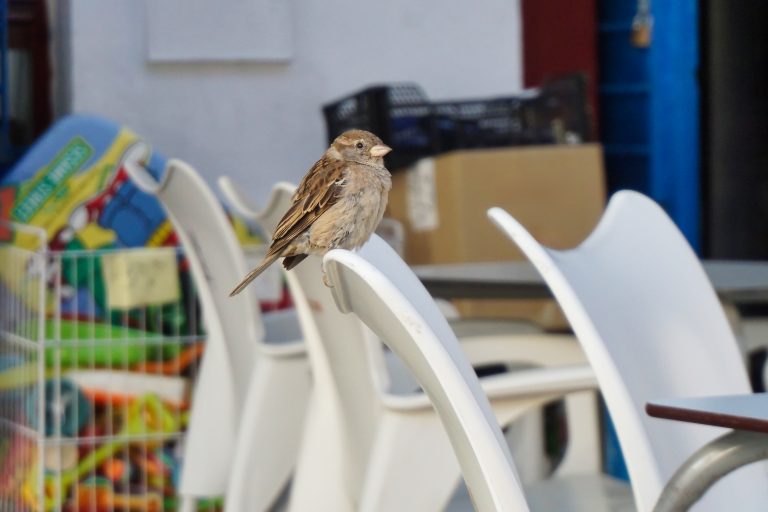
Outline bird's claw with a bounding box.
[322,269,331,287]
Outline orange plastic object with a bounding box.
[132,343,204,375]
[71,484,162,511]
[100,459,126,482]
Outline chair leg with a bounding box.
[180,337,239,497]
[288,386,355,512]
[359,411,462,512]
[555,391,601,476]
[179,496,197,512]
[505,410,547,484]
[226,356,311,512]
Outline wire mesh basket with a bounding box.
[0,220,213,511]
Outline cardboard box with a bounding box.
[385,144,606,326]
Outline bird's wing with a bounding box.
[267,156,346,256]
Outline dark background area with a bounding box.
[702,1,768,259]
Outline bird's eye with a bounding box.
[356,141,364,149]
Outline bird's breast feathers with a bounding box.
[307,166,390,251]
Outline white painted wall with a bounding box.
[65,0,522,203]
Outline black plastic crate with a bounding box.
[322,84,438,170]
[322,75,592,171]
[433,97,526,152]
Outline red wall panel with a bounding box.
[521,0,599,127]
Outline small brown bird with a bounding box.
[229,130,392,296]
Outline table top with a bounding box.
[701,261,768,303]
[413,260,768,303]
[414,261,548,299]
[646,393,768,434]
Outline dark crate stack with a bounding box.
[433,97,526,152]
[323,74,593,171]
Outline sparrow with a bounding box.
[229,129,392,296]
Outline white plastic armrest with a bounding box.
[459,333,587,367]
[382,364,596,412]
[481,364,596,400]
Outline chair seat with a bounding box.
[261,309,307,358]
[263,308,304,342]
[446,474,633,511]
[526,475,635,512]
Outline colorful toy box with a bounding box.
[0,115,175,251]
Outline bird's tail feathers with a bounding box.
[229,253,280,296]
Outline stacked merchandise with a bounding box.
[0,116,219,511]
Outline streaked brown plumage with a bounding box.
[229,130,392,296]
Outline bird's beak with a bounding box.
[369,144,392,157]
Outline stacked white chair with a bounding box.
[285,238,626,511]
[220,179,629,511]
[125,160,310,511]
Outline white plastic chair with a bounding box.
[125,159,310,511]
[489,190,768,511]
[218,177,310,511]
[283,236,626,511]
[322,245,531,512]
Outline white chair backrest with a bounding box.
[489,190,767,511]
[125,159,260,495]
[127,159,263,358]
[323,236,529,512]
[218,176,296,236]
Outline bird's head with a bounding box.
[330,130,392,167]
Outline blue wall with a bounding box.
[598,0,700,249]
